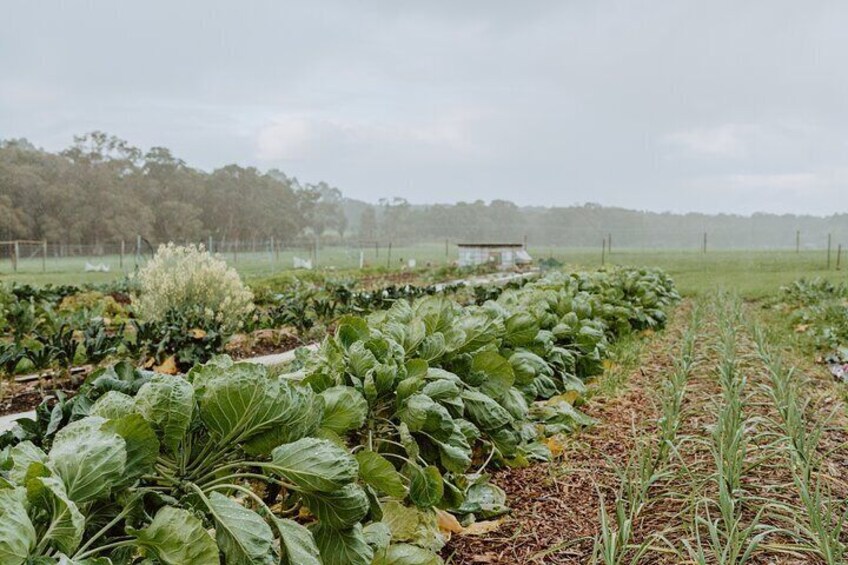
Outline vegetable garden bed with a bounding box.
[0,266,678,564]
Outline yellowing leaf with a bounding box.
[460,519,503,536]
[794,324,809,333]
[602,359,615,370]
[548,392,579,405]
[188,328,207,339]
[154,356,178,375]
[436,509,463,534]
[545,435,566,458]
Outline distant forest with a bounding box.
[2,132,847,250]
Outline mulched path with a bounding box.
[443,305,689,564]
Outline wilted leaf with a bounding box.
[153,356,178,375]
[436,509,463,534]
[460,519,503,536]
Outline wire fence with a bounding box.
[0,238,456,277]
[1,229,847,279]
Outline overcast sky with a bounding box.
[2,1,847,215]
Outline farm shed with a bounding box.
[457,243,532,268]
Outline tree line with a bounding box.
[0,132,346,246]
[2,132,847,250]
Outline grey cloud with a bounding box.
[1,0,847,215]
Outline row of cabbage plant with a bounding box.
[0,267,678,565]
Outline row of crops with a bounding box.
[0,265,678,564]
[0,250,513,377]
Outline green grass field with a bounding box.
[2,244,845,299]
[545,248,848,299]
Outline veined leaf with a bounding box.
[197,362,294,444]
[207,492,276,565]
[89,391,137,420]
[460,390,513,431]
[8,441,47,485]
[363,522,392,553]
[26,475,84,555]
[406,465,443,509]
[311,523,374,565]
[130,506,218,565]
[301,483,370,529]
[504,312,539,347]
[0,487,36,565]
[471,351,514,399]
[243,383,324,456]
[101,414,159,486]
[336,316,371,349]
[373,543,444,565]
[270,437,358,493]
[273,518,321,565]
[320,386,368,434]
[134,373,194,455]
[355,451,406,498]
[48,417,127,504]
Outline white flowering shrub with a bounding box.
[134,243,254,334]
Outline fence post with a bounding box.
[827,233,832,269]
[233,240,238,264]
[601,237,606,265]
[13,240,19,272]
[120,240,125,269]
[135,235,141,268]
[42,241,47,272]
[838,244,843,271]
[702,232,707,254]
[387,242,392,269]
[796,230,800,254]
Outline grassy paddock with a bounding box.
[2,245,846,299]
[539,248,847,299]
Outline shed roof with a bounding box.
[456,243,524,248]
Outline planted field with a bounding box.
[2,243,847,565]
[0,253,679,564]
